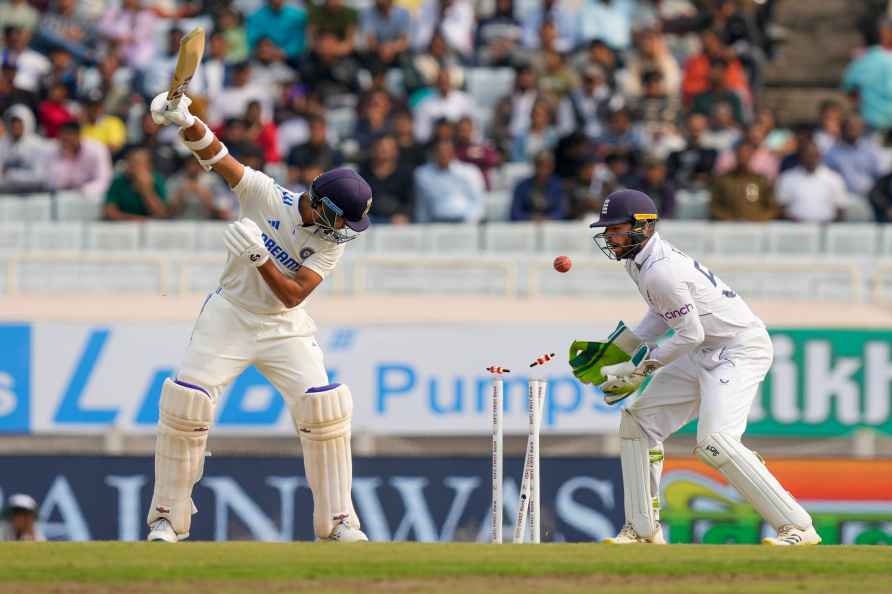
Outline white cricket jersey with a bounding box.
[624,231,764,365]
[219,167,344,319]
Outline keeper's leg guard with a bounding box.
[695,432,812,531]
[293,383,361,539]
[146,379,214,539]
[619,410,659,539]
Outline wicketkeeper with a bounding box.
[570,189,820,546]
[145,92,370,543]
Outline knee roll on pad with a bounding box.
[296,383,358,539]
[695,432,811,530]
[619,410,658,538]
[147,378,214,537]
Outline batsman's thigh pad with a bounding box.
[619,410,658,538]
[695,432,811,530]
[296,383,357,538]
[147,378,214,536]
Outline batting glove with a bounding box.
[223,218,269,267]
[150,91,196,129]
[598,345,663,404]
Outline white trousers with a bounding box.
[178,291,329,408]
[628,327,773,447]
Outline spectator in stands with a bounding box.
[666,113,718,190]
[41,46,78,100]
[141,28,188,100]
[362,0,412,70]
[201,32,228,108]
[709,139,777,221]
[592,151,638,197]
[537,49,579,103]
[595,108,646,163]
[825,115,886,197]
[413,0,475,60]
[0,63,37,115]
[167,157,233,221]
[287,114,343,171]
[565,155,600,219]
[214,62,272,126]
[778,123,814,174]
[406,29,465,94]
[691,59,746,125]
[251,37,296,97]
[777,140,848,223]
[701,101,743,152]
[572,39,622,90]
[104,146,168,221]
[81,92,126,156]
[491,63,538,151]
[299,27,361,104]
[476,0,524,67]
[412,68,475,143]
[578,0,636,51]
[96,0,156,69]
[510,151,567,221]
[37,81,74,139]
[132,111,179,177]
[307,0,359,61]
[217,8,249,64]
[0,104,50,193]
[631,70,680,131]
[622,27,681,100]
[2,25,50,94]
[868,169,892,222]
[245,100,280,165]
[557,64,614,140]
[247,0,307,63]
[521,0,577,53]
[393,109,427,171]
[843,17,892,132]
[47,121,112,200]
[511,98,559,162]
[636,154,676,218]
[360,134,414,224]
[814,99,843,155]
[78,53,132,118]
[355,89,394,157]
[33,0,96,65]
[0,494,44,541]
[414,137,485,223]
[716,125,779,181]
[682,29,749,106]
[0,0,39,34]
[455,116,501,190]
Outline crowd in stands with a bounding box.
[3,0,892,226]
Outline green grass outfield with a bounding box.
[1,543,890,594]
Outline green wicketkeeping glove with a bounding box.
[568,321,638,385]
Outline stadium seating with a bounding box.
[484,222,539,252]
[85,222,143,251]
[143,222,199,252]
[825,224,880,257]
[708,223,767,256]
[765,223,822,255]
[27,222,84,251]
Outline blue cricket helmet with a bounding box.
[590,190,659,261]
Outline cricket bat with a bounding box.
[166,27,205,111]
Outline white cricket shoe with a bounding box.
[147,519,179,543]
[323,518,369,543]
[603,522,667,544]
[763,524,821,546]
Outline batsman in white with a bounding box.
[145,91,371,543]
[578,189,820,546]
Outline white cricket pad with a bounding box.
[695,432,811,530]
[619,410,658,538]
[295,383,358,539]
[147,378,214,537]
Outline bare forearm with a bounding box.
[257,262,310,308]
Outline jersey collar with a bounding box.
[633,231,660,270]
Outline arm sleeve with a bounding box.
[231,166,279,210]
[632,308,670,344]
[644,267,705,365]
[301,243,344,280]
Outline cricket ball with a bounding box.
[553,255,572,273]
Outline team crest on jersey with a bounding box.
[300,247,315,260]
[267,219,280,230]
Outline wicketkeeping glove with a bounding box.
[568,321,639,385]
[150,91,196,129]
[223,218,269,267]
[598,344,663,404]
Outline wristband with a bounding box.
[182,124,215,150]
[198,144,229,171]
